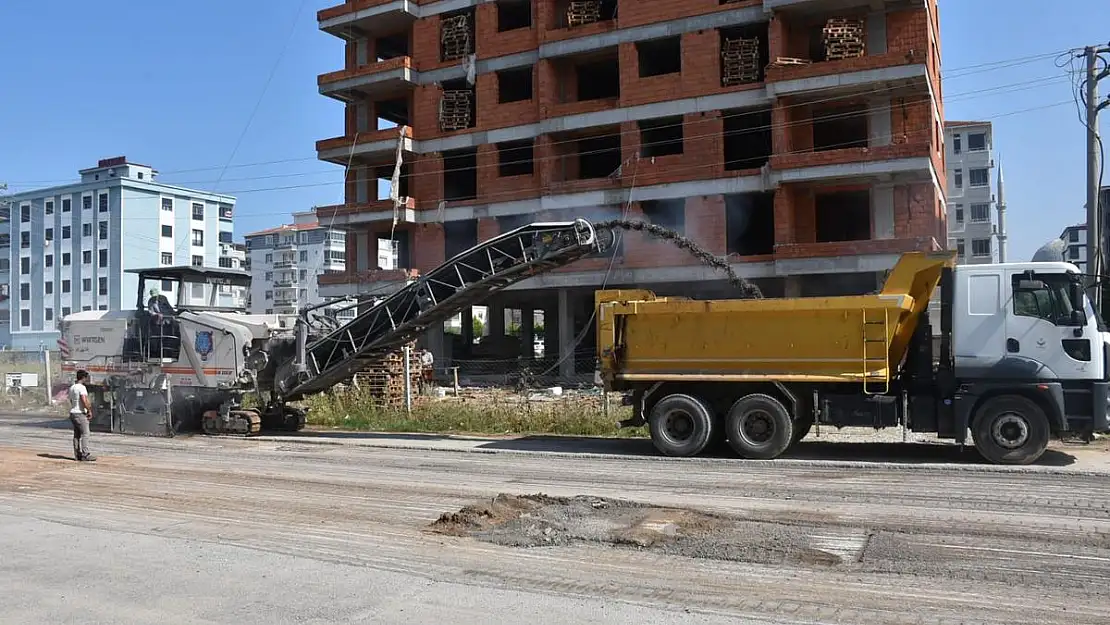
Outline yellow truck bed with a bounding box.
[596,252,955,391]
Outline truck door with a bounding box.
[1005,271,1098,380]
[953,270,1008,372]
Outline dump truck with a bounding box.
[596,252,1110,465]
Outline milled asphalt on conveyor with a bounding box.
[1,412,1108,625]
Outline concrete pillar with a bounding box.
[784,276,804,298]
[356,232,371,272]
[544,306,558,361]
[872,186,895,240]
[461,307,473,349]
[521,307,535,359]
[488,304,505,337]
[866,12,887,55]
[558,289,575,379]
[423,323,446,367]
[868,97,892,147]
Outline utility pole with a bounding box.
[1083,44,1110,312]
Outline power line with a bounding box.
[10,72,1065,203]
[2,49,1072,189]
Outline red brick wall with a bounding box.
[475,2,538,58]
[412,223,445,272]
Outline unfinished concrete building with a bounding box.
[314,0,946,381]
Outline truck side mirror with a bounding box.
[1069,281,1087,326]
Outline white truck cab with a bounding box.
[949,260,1109,457]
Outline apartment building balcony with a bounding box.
[274,295,300,306]
[763,0,925,14]
[317,126,414,165]
[318,268,416,299]
[273,279,300,289]
[771,142,933,185]
[315,197,417,228]
[317,1,418,41]
[764,5,931,96]
[318,56,416,103]
[272,260,298,270]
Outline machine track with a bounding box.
[201,409,263,437]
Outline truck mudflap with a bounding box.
[953,381,1067,444]
[1093,381,1110,433]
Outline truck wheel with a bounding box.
[971,395,1051,465]
[648,394,716,457]
[725,394,794,460]
[792,416,814,445]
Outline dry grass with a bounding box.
[297,387,646,438]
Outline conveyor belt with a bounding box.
[276,220,606,400]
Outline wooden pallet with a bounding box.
[441,15,472,60]
[823,17,865,60]
[439,90,473,131]
[566,1,601,27]
[721,36,762,86]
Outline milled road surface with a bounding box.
[1,412,1109,625]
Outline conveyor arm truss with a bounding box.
[277,219,605,399]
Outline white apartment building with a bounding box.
[945,121,1007,265]
[244,211,348,317]
[0,157,237,350]
[1060,224,1088,272]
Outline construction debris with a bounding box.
[440,14,473,61]
[823,18,865,61]
[439,89,473,131]
[566,1,601,27]
[767,56,813,70]
[721,36,762,86]
[351,344,430,405]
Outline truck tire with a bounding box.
[648,394,716,457]
[971,395,1050,465]
[725,394,794,460]
[792,416,814,445]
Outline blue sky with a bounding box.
[0,0,1105,260]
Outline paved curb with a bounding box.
[252,433,1110,477]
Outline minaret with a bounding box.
[996,157,1008,263]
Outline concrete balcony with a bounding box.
[318,268,416,299]
[763,0,925,14]
[771,143,933,186]
[318,56,416,103]
[273,279,299,289]
[317,0,418,41]
[316,126,414,166]
[314,197,417,228]
[272,260,297,270]
[766,56,928,97]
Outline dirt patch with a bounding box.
[429,493,572,536]
[431,494,865,567]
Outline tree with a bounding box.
[472,316,485,340]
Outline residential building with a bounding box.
[0,157,236,350]
[1060,224,1087,271]
[944,121,1001,265]
[314,0,946,378]
[244,212,349,317]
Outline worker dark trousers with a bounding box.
[69,412,91,460]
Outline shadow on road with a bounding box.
[286,430,454,442]
[36,453,75,461]
[476,436,1078,467]
[5,418,70,430]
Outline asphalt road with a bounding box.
[1,412,1108,625]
